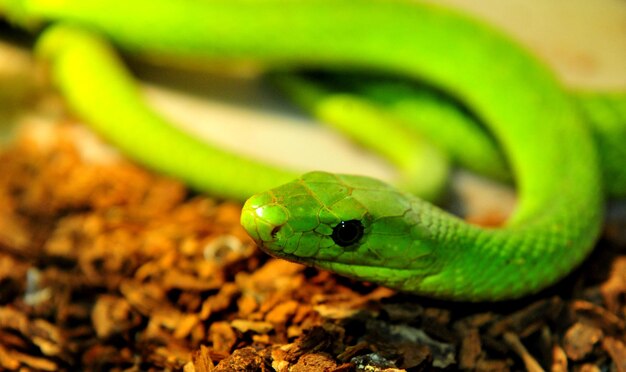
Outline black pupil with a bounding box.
[331,220,364,247]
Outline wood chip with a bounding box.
[291,353,338,371]
[551,344,568,372]
[602,337,626,372]
[459,327,482,369]
[214,346,264,372]
[91,295,138,339]
[503,332,544,372]
[190,345,214,372]
[209,322,237,353]
[230,319,274,334]
[562,322,603,361]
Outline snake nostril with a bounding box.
[271,226,281,239]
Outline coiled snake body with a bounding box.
[2,0,623,300]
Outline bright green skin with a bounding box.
[34,25,300,200]
[242,170,599,301]
[0,0,609,300]
[33,24,447,201]
[272,72,511,183]
[269,73,450,201]
[276,71,626,196]
[573,91,626,197]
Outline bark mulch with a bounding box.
[0,123,625,371]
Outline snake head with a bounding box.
[241,171,439,289]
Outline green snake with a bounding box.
[1,0,623,300]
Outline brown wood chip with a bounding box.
[562,322,603,361]
[459,327,482,369]
[602,337,626,372]
[214,346,264,371]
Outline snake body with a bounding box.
[1,0,617,300]
[276,71,626,196]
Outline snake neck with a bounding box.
[397,194,600,301]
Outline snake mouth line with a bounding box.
[260,248,419,274]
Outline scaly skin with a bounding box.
[33,24,449,201]
[268,73,450,201]
[272,71,511,182]
[0,0,609,299]
[275,71,626,196]
[573,91,626,197]
[241,170,599,301]
[34,25,301,200]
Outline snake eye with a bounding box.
[331,220,364,247]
